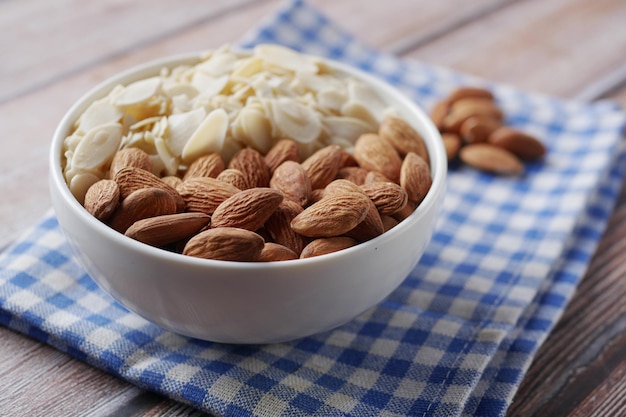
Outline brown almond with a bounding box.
[84,179,120,221]
[392,199,418,222]
[339,150,359,168]
[109,147,153,178]
[114,166,185,212]
[343,198,384,242]
[183,227,265,262]
[459,116,501,144]
[380,215,399,232]
[301,144,343,189]
[258,242,298,262]
[360,182,408,215]
[183,153,224,180]
[379,116,429,163]
[441,133,463,161]
[447,86,495,104]
[300,237,358,259]
[353,133,403,183]
[161,175,183,190]
[270,161,311,207]
[400,152,432,204]
[336,166,369,185]
[264,139,300,174]
[324,179,364,196]
[216,168,250,191]
[177,177,240,215]
[291,192,371,237]
[430,100,450,131]
[308,189,326,205]
[211,188,283,231]
[443,98,503,133]
[363,171,392,184]
[109,187,178,233]
[459,144,524,175]
[265,200,308,255]
[228,147,271,188]
[125,212,211,247]
[488,126,546,160]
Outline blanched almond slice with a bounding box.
[269,98,322,144]
[254,44,318,74]
[167,108,207,157]
[182,108,229,164]
[191,73,229,98]
[323,116,373,143]
[77,97,123,134]
[154,137,180,176]
[72,123,123,173]
[196,52,237,76]
[346,79,387,123]
[69,172,101,203]
[113,77,161,107]
[233,107,273,153]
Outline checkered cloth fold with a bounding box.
[1,1,625,416]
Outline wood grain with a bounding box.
[0,0,625,416]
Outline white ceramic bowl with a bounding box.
[49,50,446,344]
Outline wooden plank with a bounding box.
[0,0,263,103]
[404,0,626,100]
[507,186,626,416]
[0,327,145,417]
[570,362,626,417]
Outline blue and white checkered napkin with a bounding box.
[2,1,625,416]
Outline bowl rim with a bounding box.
[50,48,447,270]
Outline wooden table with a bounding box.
[2,1,625,415]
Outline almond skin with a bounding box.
[211,188,284,231]
[264,139,300,174]
[354,133,403,183]
[109,147,153,178]
[443,98,503,133]
[360,182,408,215]
[125,212,211,247]
[441,133,462,161]
[114,166,185,212]
[216,169,250,191]
[343,197,384,242]
[84,179,120,221]
[177,177,240,215]
[488,126,546,160]
[379,116,429,163]
[291,192,371,237]
[183,227,265,262]
[324,179,364,196]
[183,153,224,180]
[258,242,298,262]
[459,143,524,175]
[270,160,311,207]
[109,187,178,233]
[447,86,495,104]
[228,147,271,188]
[336,166,369,185]
[430,100,450,131]
[300,237,358,259]
[400,152,432,204]
[459,116,501,144]
[265,200,308,256]
[301,144,343,189]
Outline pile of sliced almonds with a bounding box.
[62,44,396,203]
[430,87,546,175]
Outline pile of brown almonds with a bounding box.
[430,86,546,175]
[81,115,432,262]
